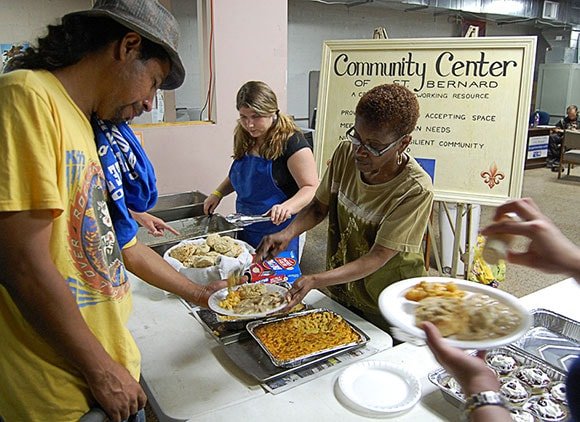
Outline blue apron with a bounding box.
[229,154,299,257]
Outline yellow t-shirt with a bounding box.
[318,141,434,322]
[0,70,140,421]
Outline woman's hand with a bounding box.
[285,275,315,309]
[130,212,179,236]
[203,194,221,215]
[255,231,292,262]
[268,203,292,225]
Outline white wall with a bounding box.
[0,0,288,214]
[0,0,89,42]
[139,0,288,214]
[287,0,543,120]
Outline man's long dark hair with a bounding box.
[7,15,168,71]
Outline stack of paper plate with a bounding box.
[335,360,421,417]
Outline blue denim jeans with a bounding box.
[0,407,145,422]
[127,408,146,422]
[80,407,146,422]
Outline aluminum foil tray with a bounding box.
[511,308,580,373]
[136,214,241,255]
[429,346,569,421]
[148,190,207,221]
[246,308,369,368]
[193,302,308,345]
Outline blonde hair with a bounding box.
[233,81,299,160]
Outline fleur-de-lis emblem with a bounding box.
[481,162,505,189]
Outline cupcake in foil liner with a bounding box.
[522,394,567,422]
[487,353,518,375]
[515,366,551,391]
[444,375,464,399]
[500,376,530,404]
[549,382,567,405]
[509,407,538,422]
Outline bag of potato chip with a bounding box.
[468,234,506,287]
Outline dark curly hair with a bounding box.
[7,15,168,72]
[355,84,419,138]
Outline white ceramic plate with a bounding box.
[378,276,532,349]
[208,283,289,318]
[336,360,421,416]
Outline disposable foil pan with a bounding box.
[246,308,369,368]
[193,302,309,345]
[429,346,569,421]
[148,190,207,221]
[136,214,241,255]
[511,308,580,373]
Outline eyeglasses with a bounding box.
[345,126,407,157]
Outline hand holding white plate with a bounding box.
[378,277,532,349]
[208,283,289,319]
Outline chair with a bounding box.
[529,110,551,126]
[557,129,580,179]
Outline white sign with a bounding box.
[315,37,537,206]
[528,135,549,159]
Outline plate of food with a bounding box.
[208,283,289,319]
[378,277,532,349]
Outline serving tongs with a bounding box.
[225,213,271,227]
[199,213,213,235]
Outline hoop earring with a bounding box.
[396,152,403,166]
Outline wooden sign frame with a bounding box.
[314,37,537,206]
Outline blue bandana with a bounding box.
[93,119,158,248]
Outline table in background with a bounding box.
[128,277,579,422]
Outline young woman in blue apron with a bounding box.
[204,81,318,258]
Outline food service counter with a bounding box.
[127,277,579,422]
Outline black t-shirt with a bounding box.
[556,116,578,130]
[272,131,312,198]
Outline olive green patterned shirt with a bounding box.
[317,141,434,320]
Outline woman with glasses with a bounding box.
[256,83,434,332]
[203,81,318,258]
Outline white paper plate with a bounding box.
[336,360,421,416]
[208,284,289,318]
[378,276,532,349]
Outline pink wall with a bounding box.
[137,0,288,213]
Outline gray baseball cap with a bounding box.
[65,0,185,90]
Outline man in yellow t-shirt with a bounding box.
[0,1,216,421]
[256,84,434,332]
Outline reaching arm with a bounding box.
[204,176,234,215]
[422,322,510,422]
[129,210,179,236]
[122,241,225,307]
[0,210,146,422]
[285,242,398,308]
[269,148,319,225]
[255,197,329,261]
[481,197,580,280]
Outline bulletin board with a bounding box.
[314,37,537,206]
